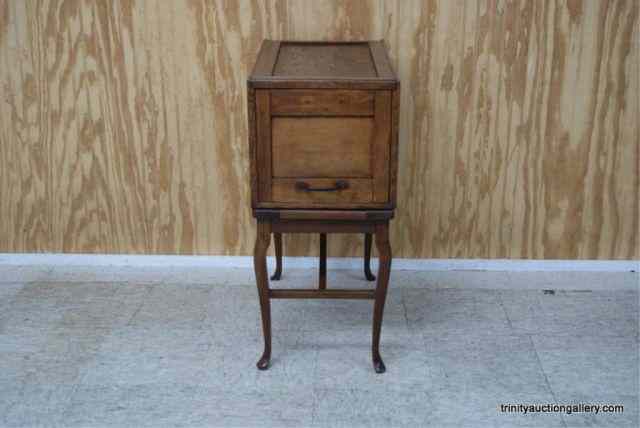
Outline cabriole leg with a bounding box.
[364,233,376,281]
[319,233,327,289]
[371,222,391,373]
[254,220,272,370]
[270,232,283,280]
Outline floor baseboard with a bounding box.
[0,253,637,272]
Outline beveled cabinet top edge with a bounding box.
[248,40,398,89]
[250,40,281,79]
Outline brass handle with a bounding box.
[295,180,349,192]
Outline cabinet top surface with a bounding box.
[249,41,398,89]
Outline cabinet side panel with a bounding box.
[255,90,272,202]
[372,91,391,203]
[247,87,258,207]
[389,86,400,207]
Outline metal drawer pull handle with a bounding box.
[295,180,349,192]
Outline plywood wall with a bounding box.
[1,0,638,259]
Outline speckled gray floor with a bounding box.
[0,266,638,427]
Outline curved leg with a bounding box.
[254,220,272,370]
[319,233,327,289]
[364,233,376,281]
[372,222,392,373]
[270,232,283,280]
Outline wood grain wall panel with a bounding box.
[0,0,10,251]
[284,0,383,41]
[382,0,638,259]
[0,0,637,259]
[0,1,51,252]
[578,0,640,260]
[188,0,287,256]
[48,0,125,253]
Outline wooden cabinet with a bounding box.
[247,41,399,374]
[248,41,399,210]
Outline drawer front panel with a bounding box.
[271,90,374,116]
[272,117,373,178]
[272,178,372,205]
[253,89,392,208]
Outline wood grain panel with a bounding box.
[0,1,50,252]
[273,42,377,78]
[382,0,639,259]
[270,89,374,116]
[0,0,637,259]
[372,91,391,202]
[256,90,273,201]
[272,117,373,178]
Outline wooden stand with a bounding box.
[247,40,399,374]
[253,210,392,373]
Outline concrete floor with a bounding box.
[0,265,638,427]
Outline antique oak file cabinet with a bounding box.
[247,41,399,373]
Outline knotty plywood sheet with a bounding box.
[0,0,637,259]
[382,0,639,259]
